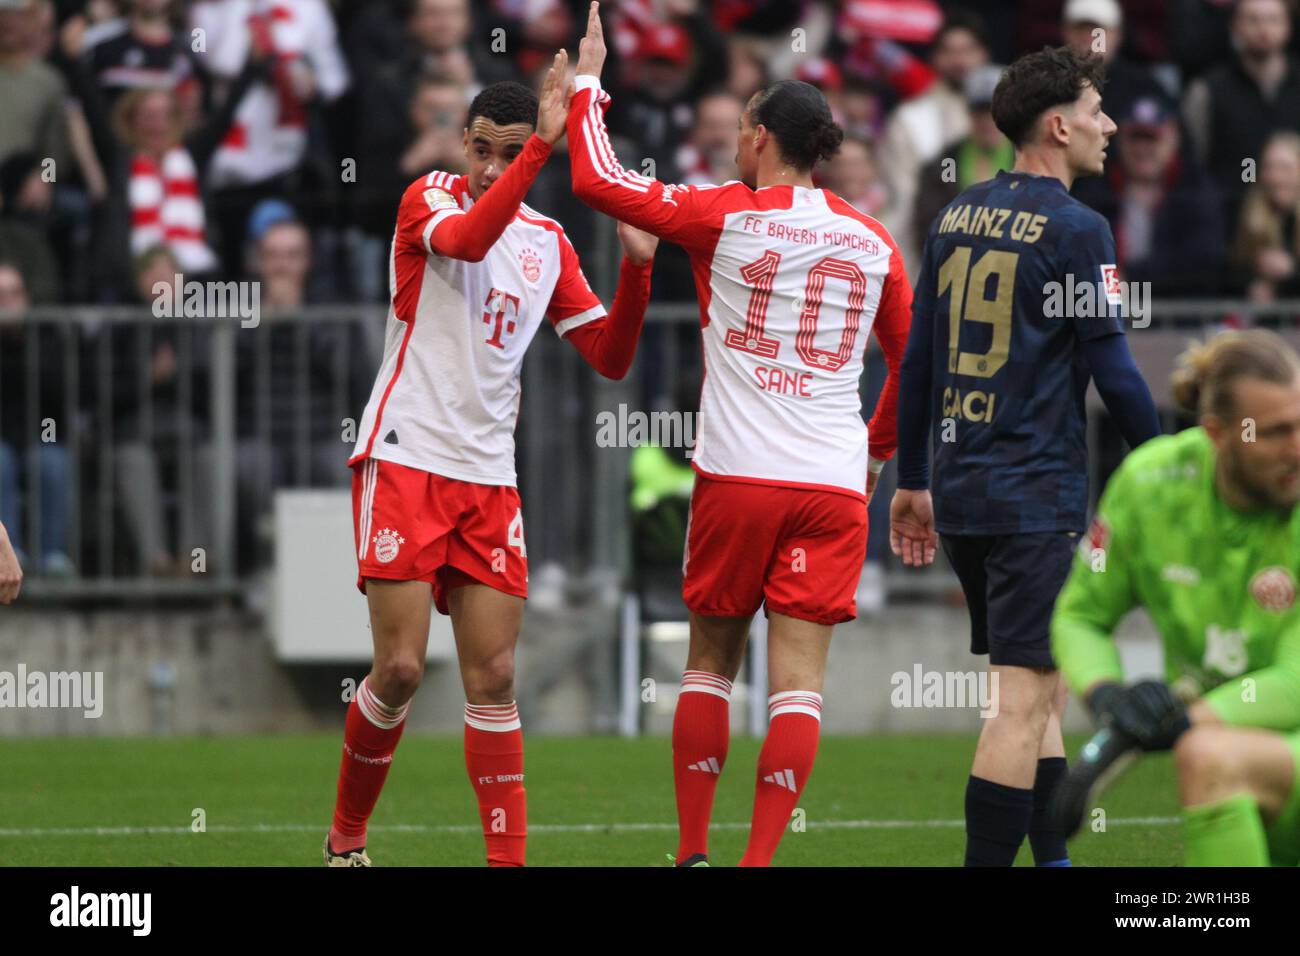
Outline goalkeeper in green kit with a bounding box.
[1051,330,1300,865]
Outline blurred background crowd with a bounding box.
[1,0,1299,592]
[1,0,1298,309]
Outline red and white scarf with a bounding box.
[128,148,219,274]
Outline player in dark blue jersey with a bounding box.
[890,47,1161,867]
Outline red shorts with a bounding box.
[682,475,868,626]
[351,457,528,615]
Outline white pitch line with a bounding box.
[0,817,1181,838]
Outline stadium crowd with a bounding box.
[1,0,1299,307]
[1,0,1300,580]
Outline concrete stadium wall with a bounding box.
[0,600,1162,738]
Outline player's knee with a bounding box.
[464,652,515,702]
[1175,727,1239,791]
[371,654,425,704]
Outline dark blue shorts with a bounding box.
[940,532,1078,670]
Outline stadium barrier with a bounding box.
[3,301,1298,603]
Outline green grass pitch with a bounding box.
[0,733,1183,866]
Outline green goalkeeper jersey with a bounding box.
[1051,426,1300,729]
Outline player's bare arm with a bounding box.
[616,221,658,265]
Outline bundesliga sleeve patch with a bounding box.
[424,187,458,212]
[1101,264,1122,305]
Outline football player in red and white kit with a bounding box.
[568,4,912,866]
[325,52,659,867]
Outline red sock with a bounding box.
[672,670,732,863]
[739,691,822,867]
[465,702,527,867]
[329,677,408,852]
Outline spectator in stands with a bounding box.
[825,136,889,219]
[111,245,213,576]
[75,0,199,115]
[115,87,220,276]
[838,78,888,144]
[674,90,742,186]
[795,57,844,124]
[63,29,265,298]
[725,37,766,102]
[229,205,369,566]
[346,0,511,304]
[0,261,73,575]
[912,63,1011,246]
[1087,96,1226,296]
[1172,0,1300,84]
[1231,130,1300,303]
[0,150,60,303]
[0,0,70,169]
[877,10,991,278]
[1061,0,1173,128]
[189,0,350,275]
[397,73,468,180]
[1183,0,1300,235]
[242,207,367,482]
[609,17,727,185]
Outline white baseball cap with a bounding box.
[1064,0,1122,30]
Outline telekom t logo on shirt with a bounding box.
[482,288,521,349]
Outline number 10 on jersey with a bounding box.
[725,250,868,373]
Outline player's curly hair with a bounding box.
[1171,330,1300,418]
[748,80,843,171]
[467,81,538,130]
[991,46,1106,149]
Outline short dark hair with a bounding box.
[748,80,844,170]
[466,81,537,130]
[991,46,1106,148]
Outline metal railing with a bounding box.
[1,299,1296,602]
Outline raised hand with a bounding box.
[536,49,570,145]
[575,1,607,80]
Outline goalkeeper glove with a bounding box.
[1087,680,1191,752]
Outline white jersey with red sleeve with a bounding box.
[569,76,912,500]
[349,171,606,486]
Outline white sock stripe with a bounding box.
[681,671,733,696]
[768,690,823,721]
[360,680,407,720]
[464,701,522,732]
[355,681,408,730]
[768,690,823,706]
[769,703,822,720]
[682,670,733,688]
